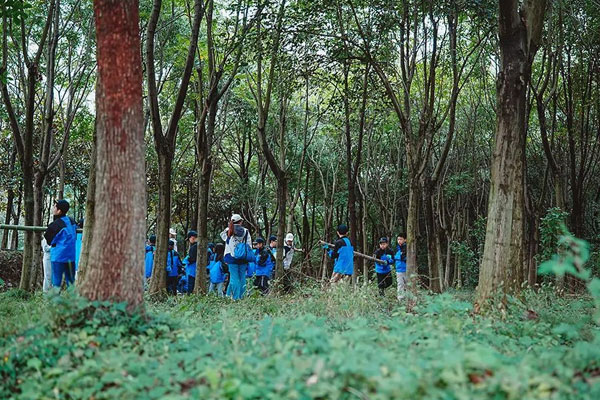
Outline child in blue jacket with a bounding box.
[208,243,226,296]
[254,237,274,295]
[145,235,156,280]
[166,239,183,295]
[325,224,354,284]
[373,237,394,296]
[395,235,407,299]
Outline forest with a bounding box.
[0,0,599,398]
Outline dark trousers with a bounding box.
[254,275,270,296]
[166,276,178,295]
[377,272,393,295]
[187,276,196,294]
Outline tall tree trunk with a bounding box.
[405,176,420,287]
[79,0,145,308]
[423,178,442,293]
[77,128,97,282]
[11,185,22,250]
[149,152,172,295]
[476,0,547,306]
[1,146,16,249]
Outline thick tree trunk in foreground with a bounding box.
[78,0,145,308]
[476,0,547,306]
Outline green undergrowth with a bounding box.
[1,284,599,400]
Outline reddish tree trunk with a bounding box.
[78,0,145,308]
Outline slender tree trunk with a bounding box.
[423,179,442,293]
[77,128,97,282]
[11,185,22,250]
[149,152,172,295]
[78,0,145,308]
[1,147,16,249]
[19,169,35,290]
[405,176,419,287]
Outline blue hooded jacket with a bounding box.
[166,250,182,277]
[44,215,77,263]
[395,245,407,273]
[374,248,394,274]
[330,237,354,276]
[208,260,226,284]
[246,248,258,277]
[255,247,274,277]
[145,245,155,278]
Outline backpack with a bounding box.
[233,230,255,263]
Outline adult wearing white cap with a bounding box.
[282,232,296,292]
[169,227,178,252]
[220,213,252,299]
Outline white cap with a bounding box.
[231,213,243,223]
[169,227,176,235]
[285,233,294,242]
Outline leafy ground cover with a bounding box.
[1,284,599,399]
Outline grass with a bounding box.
[0,283,599,399]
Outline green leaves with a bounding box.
[1,285,599,399]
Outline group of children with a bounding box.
[324,224,408,299]
[144,215,408,300]
[144,214,296,298]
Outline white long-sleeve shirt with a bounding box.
[220,225,252,258]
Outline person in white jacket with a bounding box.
[220,213,252,299]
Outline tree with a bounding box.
[146,0,203,296]
[78,0,146,307]
[476,0,548,306]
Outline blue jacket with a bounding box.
[374,248,394,274]
[330,237,354,276]
[44,215,77,263]
[208,260,226,284]
[145,245,155,278]
[247,249,258,277]
[166,250,182,277]
[395,245,407,273]
[255,247,274,277]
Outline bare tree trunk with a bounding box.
[78,0,145,308]
[76,128,97,282]
[149,153,172,295]
[1,146,16,249]
[477,0,547,307]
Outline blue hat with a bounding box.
[269,235,277,242]
[187,230,198,239]
[149,235,156,244]
[256,237,265,244]
[168,239,176,247]
[379,237,388,243]
[337,224,348,235]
